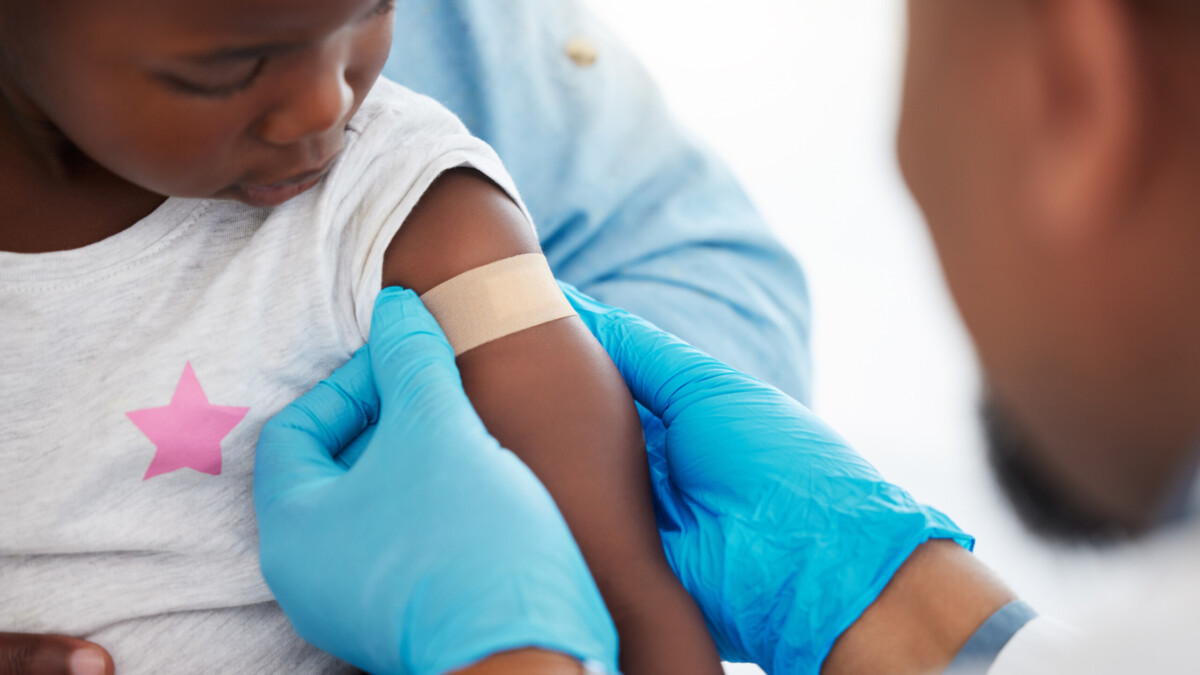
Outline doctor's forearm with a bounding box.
[822,540,1016,675]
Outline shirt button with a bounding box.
[565,36,599,67]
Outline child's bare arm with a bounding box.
[382,169,722,674]
[451,648,587,675]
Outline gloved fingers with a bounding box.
[255,349,377,495]
[333,424,377,469]
[369,288,459,406]
[366,288,495,445]
[276,348,379,450]
[560,282,748,424]
[404,559,619,675]
[396,452,619,675]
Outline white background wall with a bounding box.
[583,2,1101,672]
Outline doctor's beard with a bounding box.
[982,394,1128,544]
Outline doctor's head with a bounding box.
[898,0,1200,539]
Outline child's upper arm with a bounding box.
[379,167,660,589]
[381,168,542,290]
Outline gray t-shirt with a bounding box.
[0,78,528,674]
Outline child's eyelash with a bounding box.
[162,59,267,99]
[163,1,390,99]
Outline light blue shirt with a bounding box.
[383,0,813,403]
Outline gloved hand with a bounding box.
[559,283,974,675]
[254,288,618,675]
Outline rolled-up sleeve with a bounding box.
[384,0,812,402]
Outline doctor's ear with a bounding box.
[1020,0,1146,249]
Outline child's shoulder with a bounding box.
[342,77,474,165]
[315,76,509,228]
[316,77,501,218]
[307,78,520,340]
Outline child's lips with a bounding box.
[235,165,331,207]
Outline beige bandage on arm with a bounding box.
[419,253,577,356]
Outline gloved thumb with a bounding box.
[255,348,379,499]
[560,282,749,425]
[366,288,492,443]
[0,633,113,675]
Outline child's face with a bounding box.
[1,0,393,207]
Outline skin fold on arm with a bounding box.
[382,169,723,675]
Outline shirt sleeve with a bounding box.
[382,0,813,403]
[319,81,535,344]
[985,613,1085,675]
[945,601,1039,675]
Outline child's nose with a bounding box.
[258,46,355,146]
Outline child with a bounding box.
[0,0,721,673]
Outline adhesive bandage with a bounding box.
[419,253,576,356]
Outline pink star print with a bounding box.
[126,362,250,481]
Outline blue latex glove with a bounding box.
[254,288,618,675]
[559,283,975,675]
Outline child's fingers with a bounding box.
[0,633,113,675]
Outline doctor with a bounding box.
[896,0,1200,671]
[258,0,1200,672]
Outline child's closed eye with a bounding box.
[152,0,394,100]
[156,60,267,99]
[369,0,396,19]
